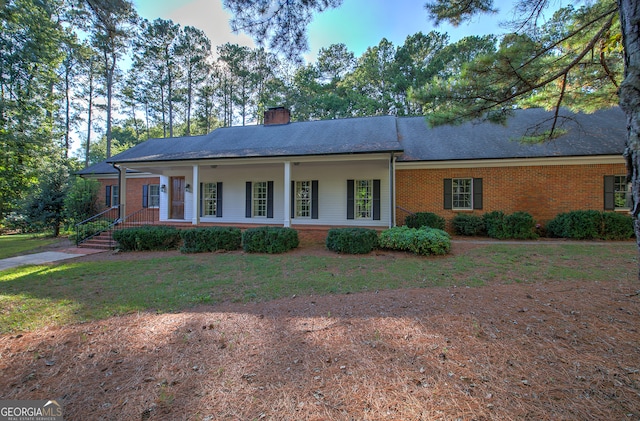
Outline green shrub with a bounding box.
[242,226,299,253]
[483,211,508,239]
[504,211,538,240]
[482,211,537,240]
[452,214,485,236]
[379,226,451,256]
[546,210,602,240]
[547,210,634,240]
[113,225,181,251]
[602,212,634,240]
[405,212,446,230]
[325,228,379,254]
[180,227,242,253]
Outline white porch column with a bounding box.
[283,161,291,227]
[192,164,200,225]
[389,153,396,228]
[117,165,127,221]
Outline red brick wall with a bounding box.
[396,163,626,229]
[95,177,160,214]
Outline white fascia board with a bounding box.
[114,153,395,171]
[395,155,625,170]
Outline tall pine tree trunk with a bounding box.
[618,0,640,278]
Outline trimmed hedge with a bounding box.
[547,210,634,240]
[379,226,451,256]
[405,212,446,230]
[113,225,181,251]
[452,214,485,236]
[483,211,538,240]
[325,228,379,254]
[242,226,299,253]
[180,227,242,253]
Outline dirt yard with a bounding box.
[1,240,639,420]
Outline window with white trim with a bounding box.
[614,175,632,209]
[111,185,119,208]
[295,181,311,218]
[253,181,268,217]
[148,184,160,208]
[203,183,218,216]
[355,179,373,219]
[452,178,472,210]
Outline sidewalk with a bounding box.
[0,247,106,271]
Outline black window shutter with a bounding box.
[142,185,149,208]
[267,181,274,218]
[604,175,615,210]
[473,178,483,210]
[245,182,252,218]
[347,180,355,219]
[216,182,223,217]
[199,183,203,217]
[311,180,319,219]
[373,179,381,220]
[444,179,452,210]
[106,185,111,207]
[290,180,295,219]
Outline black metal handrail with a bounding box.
[75,206,160,247]
[75,206,120,245]
[115,207,159,231]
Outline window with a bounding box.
[253,181,268,217]
[452,178,472,210]
[605,175,632,211]
[347,179,380,220]
[148,184,160,208]
[444,178,483,210]
[355,179,373,219]
[106,185,119,208]
[295,181,311,218]
[614,175,632,209]
[202,183,218,216]
[246,181,273,219]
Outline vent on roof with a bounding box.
[264,107,290,125]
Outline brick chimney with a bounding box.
[264,107,290,125]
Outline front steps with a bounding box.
[78,231,116,250]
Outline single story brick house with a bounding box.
[77,107,628,232]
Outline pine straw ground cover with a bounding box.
[0,239,639,420]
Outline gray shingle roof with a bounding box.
[396,107,626,162]
[89,107,625,169]
[106,115,403,164]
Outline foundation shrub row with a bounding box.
[111,208,633,253]
[412,210,633,240]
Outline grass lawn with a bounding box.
[0,234,62,259]
[0,242,636,333]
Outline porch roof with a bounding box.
[105,115,403,165]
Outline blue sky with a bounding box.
[132,0,564,62]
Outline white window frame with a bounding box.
[355,179,373,219]
[111,185,119,208]
[614,175,632,210]
[203,182,218,216]
[148,184,160,208]
[253,181,268,217]
[295,180,311,218]
[452,178,473,210]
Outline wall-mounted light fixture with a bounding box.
[161,184,167,193]
[185,184,191,193]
